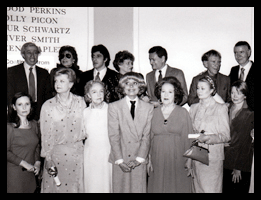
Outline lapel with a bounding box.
[246,61,254,82]
[19,63,29,93]
[121,97,141,140]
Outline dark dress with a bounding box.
[148,105,192,193]
[7,121,40,193]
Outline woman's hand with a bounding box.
[119,162,132,173]
[197,134,210,143]
[232,169,242,183]
[147,154,153,176]
[185,158,194,178]
[33,161,41,176]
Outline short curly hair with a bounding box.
[154,76,184,105]
[117,72,147,97]
[84,80,109,104]
[113,50,135,72]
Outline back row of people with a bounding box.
[7,41,254,122]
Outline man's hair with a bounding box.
[148,46,168,62]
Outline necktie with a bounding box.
[130,101,136,119]
[158,70,162,82]
[95,72,101,81]
[240,67,245,81]
[29,67,36,102]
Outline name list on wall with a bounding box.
[7,7,87,70]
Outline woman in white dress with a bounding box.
[82,80,112,193]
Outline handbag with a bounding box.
[183,139,209,165]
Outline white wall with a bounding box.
[133,7,254,108]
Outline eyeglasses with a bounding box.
[60,53,72,59]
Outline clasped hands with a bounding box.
[119,160,141,173]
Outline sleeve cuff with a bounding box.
[136,157,145,163]
[115,159,124,165]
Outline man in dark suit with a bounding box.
[229,41,254,111]
[188,49,231,106]
[7,42,52,121]
[146,46,188,107]
[78,44,120,103]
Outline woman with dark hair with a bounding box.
[108,72,154,193]
[188,76,230,193]
[223,80,254,193]
[113,50,149,102]
[147,76,193,193]
[7,92,41,193]
[40,68,86,193]
[113,50,135,76]
[50,45,82,95]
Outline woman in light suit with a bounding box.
[108,72,154,193]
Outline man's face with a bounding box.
[234,45,251,66]
[203,55,221,76]
[149,52,165,70]
[22,45,39,66]
[92,51,107,70]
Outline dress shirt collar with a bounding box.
[155,64,168,82]
[125,95,139,110]
[24,61,36,71]
[94,67,107,81]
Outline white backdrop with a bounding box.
[133,7,254,90]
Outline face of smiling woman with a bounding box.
[13,96,31,118]
[161,83,175,106]
[123,79,140,99]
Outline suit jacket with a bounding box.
[79,68,120,103]
[146,65,188,106]
[7,63,52,120]
[229,61,254,111]
[108,97,154,164]
[188,71,231,106]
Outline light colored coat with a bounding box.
[108,97,154,193]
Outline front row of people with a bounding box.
[7,68,254,193]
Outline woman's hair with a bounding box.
[117,72,147,97]
[201,49,221,62]
[91,44,111,67]
[113,50,135,72]
[9,92,34,128]
[58,45,78,67]
[198,75,217,96]
[154,76,184,105]
[84,80,109,103]
[231,80,249,97]
[54,67,76,84]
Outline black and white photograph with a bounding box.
[7,7,254,193]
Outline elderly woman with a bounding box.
[223,80,254,193]
[188,76,230,193]
[82,80,112,193]
[108,72,154,193]
[50,45,82,95]
[147,76,193,193]
[40,68,86,193]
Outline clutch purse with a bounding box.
[183,139,209,165]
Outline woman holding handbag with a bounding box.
[188,76,230,193]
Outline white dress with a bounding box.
[83,102,112,193]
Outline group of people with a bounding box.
[7,41,254,193]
